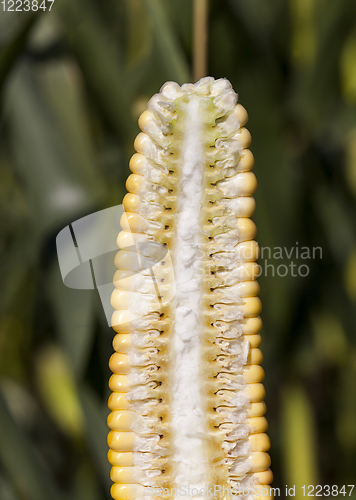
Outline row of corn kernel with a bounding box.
[107,98,181,499]
[202,103,273,499]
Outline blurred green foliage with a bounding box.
[0,0,356,499]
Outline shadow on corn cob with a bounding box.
[108,77,273,500]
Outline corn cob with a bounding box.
[108,77,273,500]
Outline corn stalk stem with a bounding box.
[193,0,208,81]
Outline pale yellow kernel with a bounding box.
[233,196,256,217]
[114,250,140,272]
[111,310,138,333]
[249,451,271,472]
[248,433,271,452]
[109,353,130,375]
[234,280,260,297]
[244,365,265,384]
[109,374,130,392]
[113,269,135,282]
[120,212,148,233]
[237,262,260,281]
[134,132,151,154]
[108,393,130,411]
[113,270,143,292]
[111,483,146,500]
[138,109,154,132]
[107,450,134,466]
[246,401,267,418]
[241,297,262,317]
[107,431,135,452]
[241,316,262,335]
[244,383,266,402]
[237,171,257,196]
[237,127,252,148]
[243,333,262,348]
[110,466,135,484]
[123,193,140,212]
[113,334,131,353]
[246,416,269,434]
[253,469,273,485]
[107,410,140,431]
[236,218,257,241]
[235,240,260,262]
[111,289,135,310]
[126,174,145,194]
[129,153,146,174]
[116,231,135,250]
[247,348,264,365]
[239,149,255,171]
[234,103,248,126]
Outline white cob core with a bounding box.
[171,95,207,494]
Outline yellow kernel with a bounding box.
[108,393,130,411]
[236,218,257,241]
[111,310,138,333]
[237,171,257,196]
[246,401,267,418]
[126,174,145,194]
[107,450,134,466]
[233,196,256,217]
[237,127,252,148]
[138,109,154,132]
[107,410,140,431]
[114,250,140,272]
[107,431,135,452]
[239,149,255,171]
[109,374,130,392]
[123,193,140,212]
[111,483,146,500]
[113,334,132,353]
[248,433,271,452]
[246,416,269,434]
[111,289,136,310]
[237,281,260,297]
[116,231,135,250]
[134,132,150,154]
[244,383,266,402]
[243,333,262,348]
[120,212,148,233]
[234,103,248,126]
[253,469,273,485]
[109,353,130,375]
[249,451,271,472]
[247,348,264,365]
[236,262,260,281]
[241,297,262,317]
[235,240,260,262]
[110,466,135,484]
[129,153,146,174]
[244,365,265,384]
[241,316,262,335]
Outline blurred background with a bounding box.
[1,0,356,499]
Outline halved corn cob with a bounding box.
[108,77,273,499]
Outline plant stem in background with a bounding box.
[193,0,208,81]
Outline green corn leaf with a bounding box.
[142,0,190,84]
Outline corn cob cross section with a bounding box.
[108,77,273,500]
